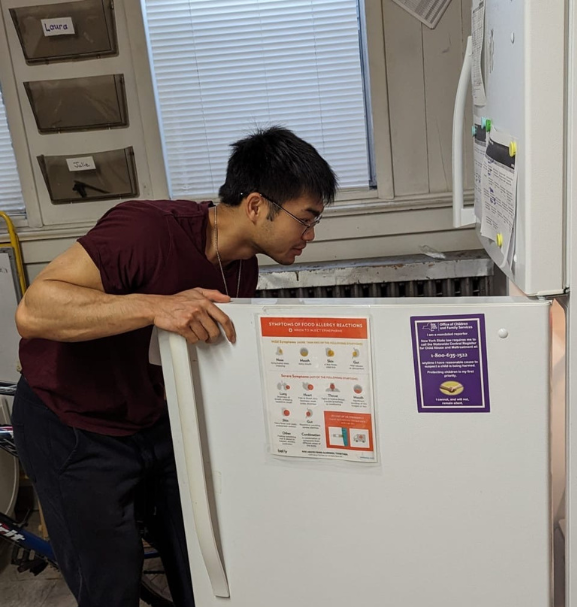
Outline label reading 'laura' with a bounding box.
[41,17,75,37]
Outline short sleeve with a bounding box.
[78,201,172,295]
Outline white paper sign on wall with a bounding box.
[0,252,21,383]
[66,156,96,172]
[41,17,75,37]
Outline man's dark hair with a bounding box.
[218,126,337,214]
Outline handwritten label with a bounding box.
[41,17,75,37]
[66,156,96,172]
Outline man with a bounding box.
[12,126,337,606]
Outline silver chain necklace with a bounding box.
[214,205,242,297]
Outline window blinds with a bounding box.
[144,0,371,198]
[0,89,25,215]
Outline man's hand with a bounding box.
[152,288,236,344]
[16,244,238,344]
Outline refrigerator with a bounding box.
[155,1,573,605]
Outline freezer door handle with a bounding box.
[452,35,476,228]
[159,331,230,598]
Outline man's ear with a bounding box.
[244,192,266,225]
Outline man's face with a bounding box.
[256,194,324,265]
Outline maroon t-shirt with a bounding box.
[19,200,258,436]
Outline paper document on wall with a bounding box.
[259,316,377,463]
[471,0,487,107]
[390,0,452,29]
[480,127,517,261]
[473,119,487,219]
[0,251,22,382]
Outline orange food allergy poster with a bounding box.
[259,316,377,462]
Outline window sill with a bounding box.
[0,190,474,243]
[330,190,473,217]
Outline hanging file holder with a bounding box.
[10,0,117,64]
[37,147,139,204]
[24,74,128,133]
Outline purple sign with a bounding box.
[410,314,490,413]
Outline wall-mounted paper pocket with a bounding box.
[10,0,117,64]
[24,75,128,133]
[37,147,138,204]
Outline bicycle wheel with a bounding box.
[140,541,174,607]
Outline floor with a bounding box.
[0,511,151,607]
[0,550,78,607]
[0,551,152,607]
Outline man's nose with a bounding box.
[302,226,316,242]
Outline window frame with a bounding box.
[142,0,390,205]
[357,0,393,203]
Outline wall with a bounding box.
[1,0,478,279]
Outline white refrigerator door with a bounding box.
[453,0,565,296]
[159,297,551,607]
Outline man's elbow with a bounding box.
[15,299,37,339]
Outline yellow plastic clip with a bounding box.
[496,233,503,248]
[509,141,517,157]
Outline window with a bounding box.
[143,0,372,199]
[0,87,25,215]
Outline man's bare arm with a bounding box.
[16,243,235,344]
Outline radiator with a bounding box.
[256,250,494,298]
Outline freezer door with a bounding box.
[453,1,565,296]
[159,297,551,607]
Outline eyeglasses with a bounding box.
[259,193,322,237]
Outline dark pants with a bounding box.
[11,376,195,607]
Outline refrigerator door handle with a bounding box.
[452,35,476,228]
[159,331,231,598]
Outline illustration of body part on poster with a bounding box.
[410,314,490,413]
[259,316,377,462]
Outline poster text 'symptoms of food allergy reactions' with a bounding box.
[259,316,377,462]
